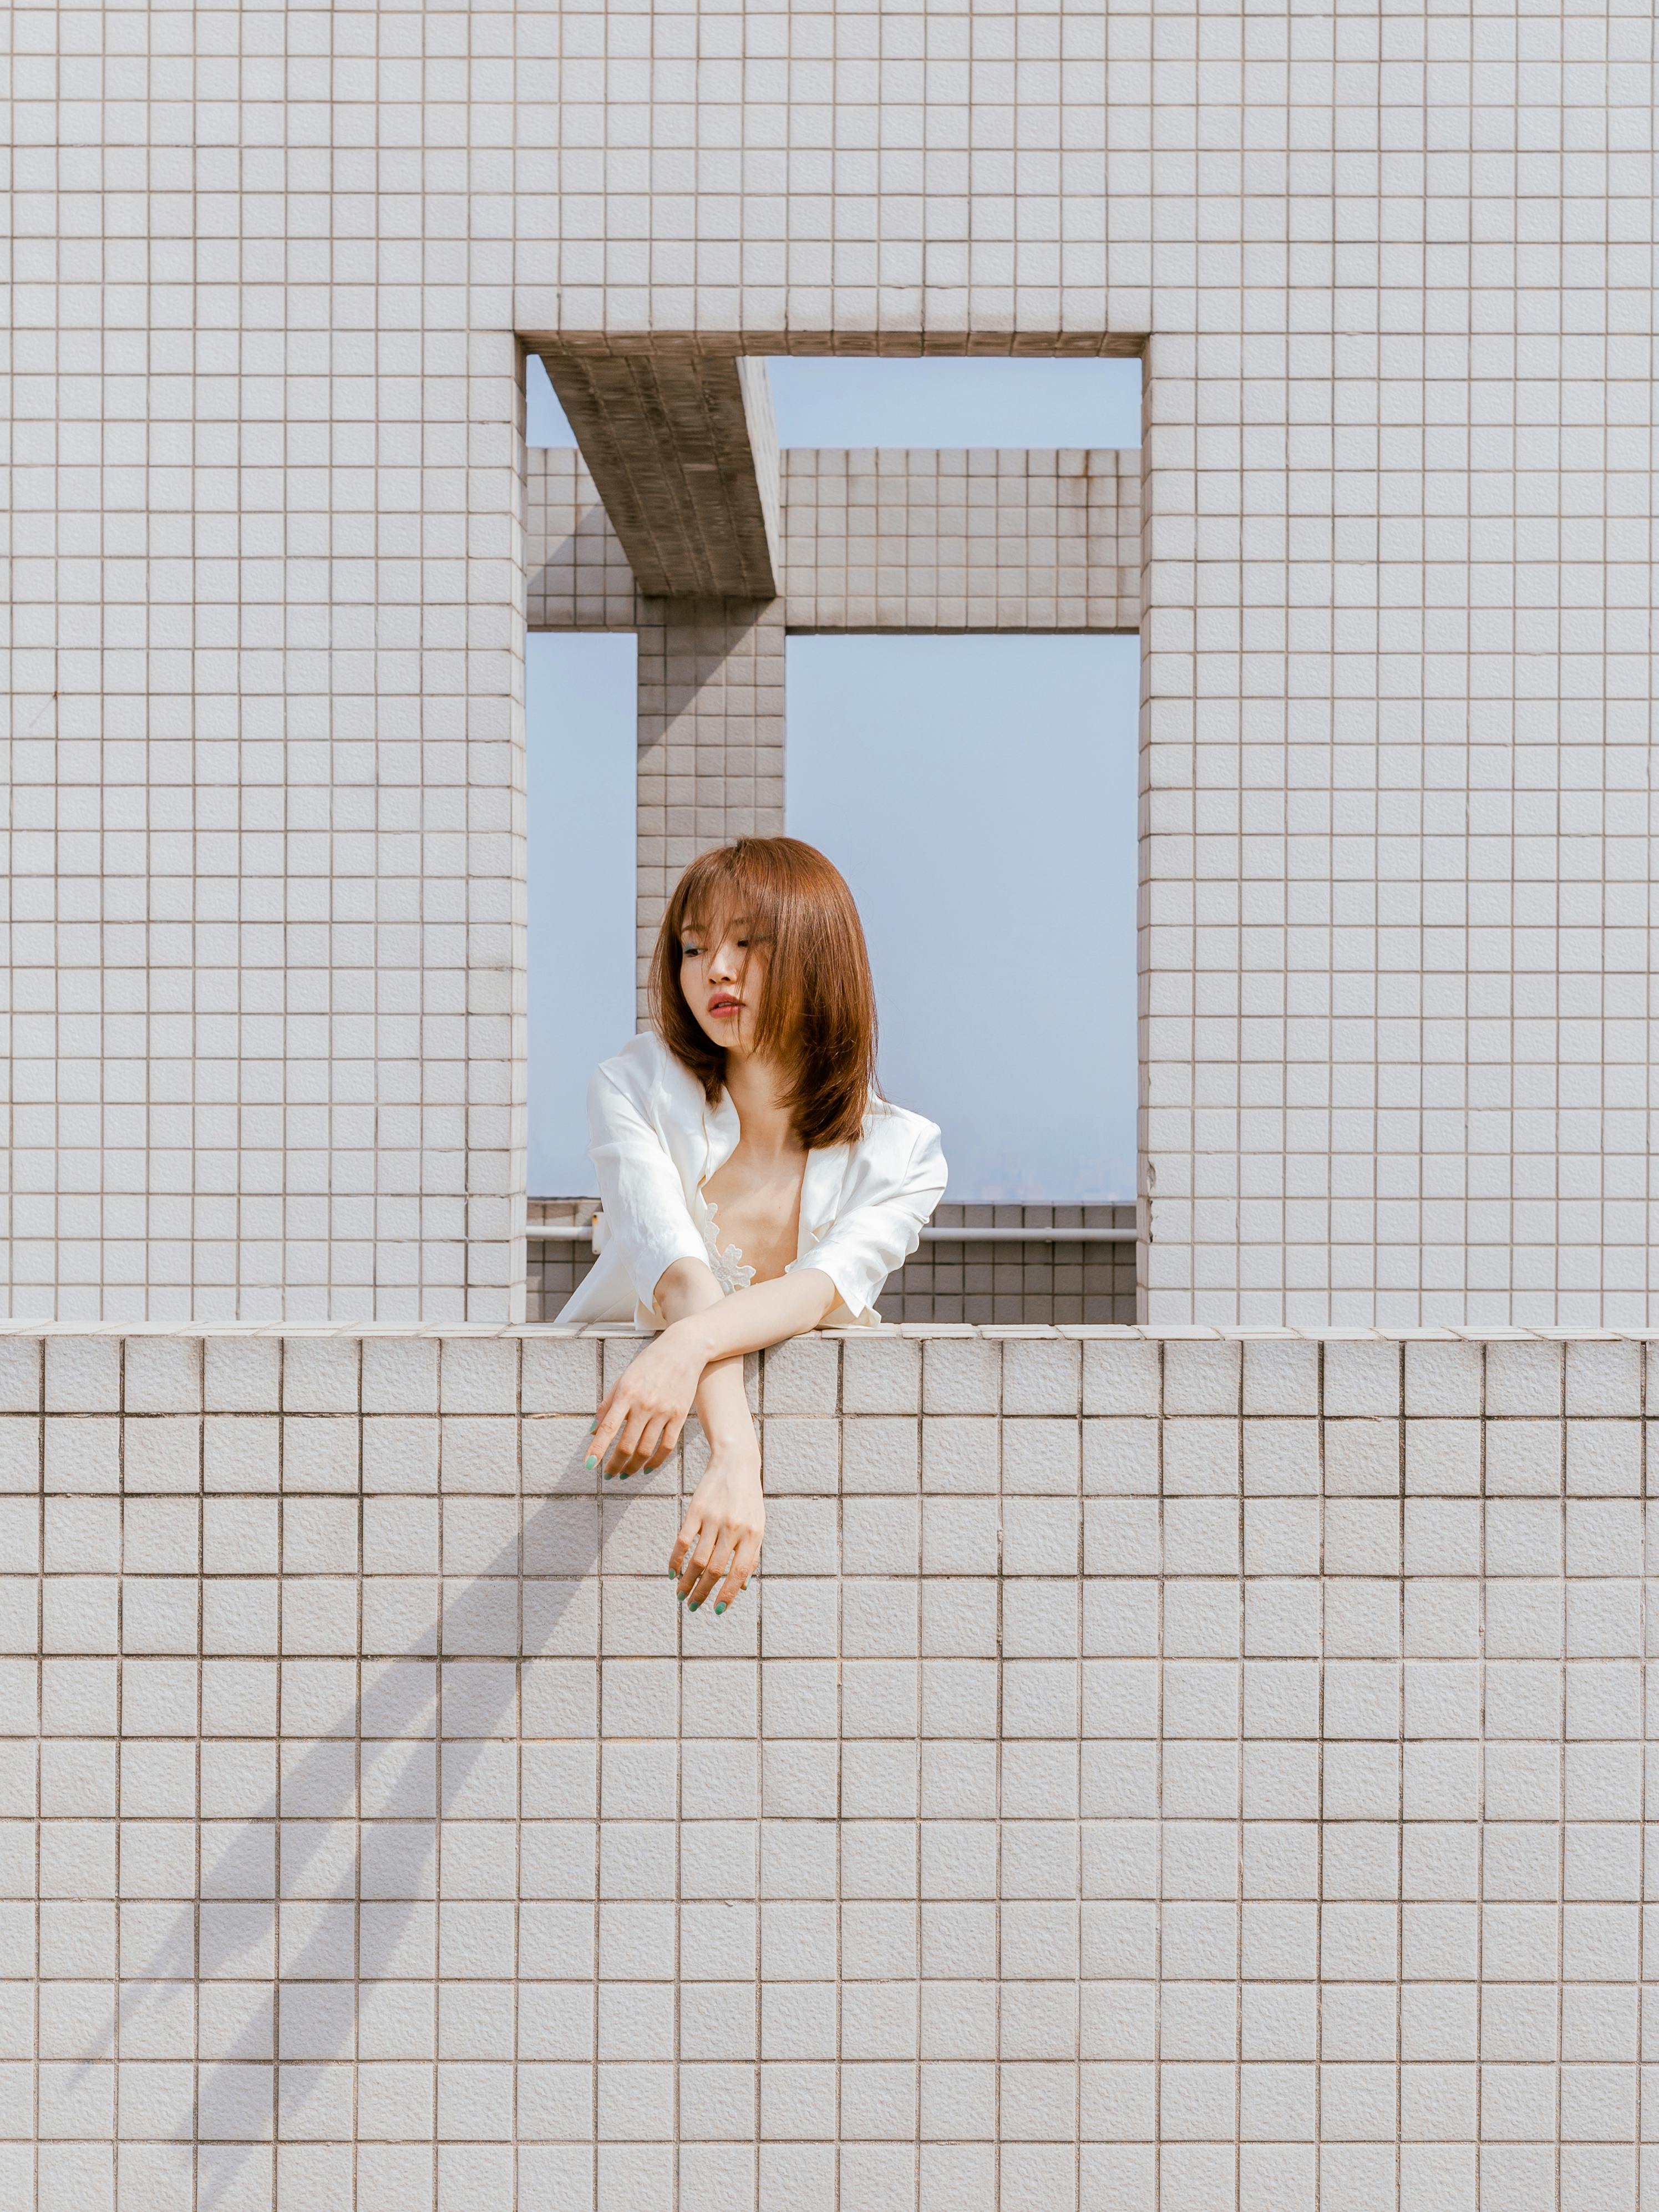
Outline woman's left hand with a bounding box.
[588,1324,708,1477]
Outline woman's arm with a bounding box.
[590,1261,838,1477]
[664,1261,842,1364]
[659,1262,790,1614]
[782,1118,947,1324]
[586,1057,714,1314]
[588,1260,840,1614]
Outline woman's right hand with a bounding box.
[588,1320,709,1477]
[671,1438,765,1614]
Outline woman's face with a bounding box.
[680,912,768,1058]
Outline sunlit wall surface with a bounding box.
[788,632,1139,1203]
[525,633,637,1195]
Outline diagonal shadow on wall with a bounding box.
[91,1432,646,2203]
[526,505,637,630]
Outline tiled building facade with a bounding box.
[9,0,1648,1332]
[2,9,1655,2211]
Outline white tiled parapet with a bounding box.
[4,1323,1651,2209]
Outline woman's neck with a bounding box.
[722,1050,803,1163]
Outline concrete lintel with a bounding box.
[518,319,1147,362]
[535,341,782,600]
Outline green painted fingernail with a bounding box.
[714,1601,726,1616]
[585,1456,597,1469]
[688,1599,701,1612]
[588,1419,596,1432]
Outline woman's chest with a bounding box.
[701,1150,806,1284]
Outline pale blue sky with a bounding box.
[525,633,638,1195]
[788,634,1138,1200]
[765,353,1141,449]
[525,353,1141,1199]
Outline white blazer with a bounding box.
[556,1030,947,1329]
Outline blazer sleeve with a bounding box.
[788,1117,947,1323]
[587,1062,711,1313]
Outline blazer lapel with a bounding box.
[797,1146,850,1259]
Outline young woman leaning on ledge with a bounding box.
[556,836,947,1621]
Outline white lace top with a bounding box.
[698,1201,756,1297]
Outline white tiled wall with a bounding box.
[779,449,1140,632]
[4,1323,1654,2211]
[6,11,1649,1329]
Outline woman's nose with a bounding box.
[707,938,738,981]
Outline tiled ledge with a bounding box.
[3,1323,1657,1342]
[0,1328,1650,1427]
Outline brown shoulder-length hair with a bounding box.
[649,836,879,1151]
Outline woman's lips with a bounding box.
[708,997,742,1017]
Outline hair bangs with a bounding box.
[673,846,779,965]
[649,836,879,1151]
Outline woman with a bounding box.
[559,836,946,1619]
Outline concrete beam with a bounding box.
[534,344,780,600]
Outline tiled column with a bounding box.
[633,597,786,997]
[1139,331,1194,1329]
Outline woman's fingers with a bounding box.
[682,1526,719,1606]
[600,1402,649,1475]
[681,1520,729,1609]
[587,1392,626,1472]
[625,1412,669,1475]
[645,1414,684,1472]
[595,1391,688,1479]
[669,1498,764,1619]
[604,1400,674,1477]
[669,1509,703,1584]
[602,1406,643,1475]
[714,1528,762,1614]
